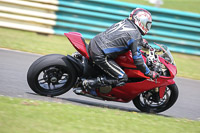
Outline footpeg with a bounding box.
[73,87,84,95]
[82,78,100,89]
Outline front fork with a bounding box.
[154,78,175,100]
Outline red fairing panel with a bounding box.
[104,77,175,102]
[64,32,89,59]
[104,52,176,102]
[159,57,177,78]
[115,51,148,78]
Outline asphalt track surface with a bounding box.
[0,48,200,120]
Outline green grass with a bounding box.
[118,0,200,13]
[0,27,76,55]
[173,53,200,80]
[0,96,199,133]
[0,27,200,80]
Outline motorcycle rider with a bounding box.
[83,8,159,93]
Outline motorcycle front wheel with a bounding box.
[27,54,77,96]
[133,84,179,113]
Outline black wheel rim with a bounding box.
[36,65,71,94]
[139,87,171,112]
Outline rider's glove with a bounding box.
[142,39,151,49]
[145,71,160,79]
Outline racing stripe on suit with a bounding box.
[105,56,125,78]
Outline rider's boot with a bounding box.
[82,77,101,96]
[101,77,126,87]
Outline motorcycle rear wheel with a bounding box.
[133,84,179,113]
[27,54,77,96]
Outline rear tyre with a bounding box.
[133,84,179,113]
[27,54,77,96]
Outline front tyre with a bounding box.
[27,54,77,96]
[133,84,179,113]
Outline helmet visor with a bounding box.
[146,21,152,30]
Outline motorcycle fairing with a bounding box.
[159,57,177,78]
[115,51,148,78]
[99,78,175,102]
[64,32,90,59]
[100,51,176,102]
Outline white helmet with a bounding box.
[129,8,152,35]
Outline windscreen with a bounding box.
[154,43,175,65]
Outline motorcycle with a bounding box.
[27,32,178,113]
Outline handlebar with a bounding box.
[146,44,162,53]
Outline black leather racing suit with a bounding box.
[88,18,150,84]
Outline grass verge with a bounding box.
[0,27,76,55]
[0,96,200,133]
[118,0,200,13]
[0,27,200,80]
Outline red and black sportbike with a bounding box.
[27,32,178,113]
